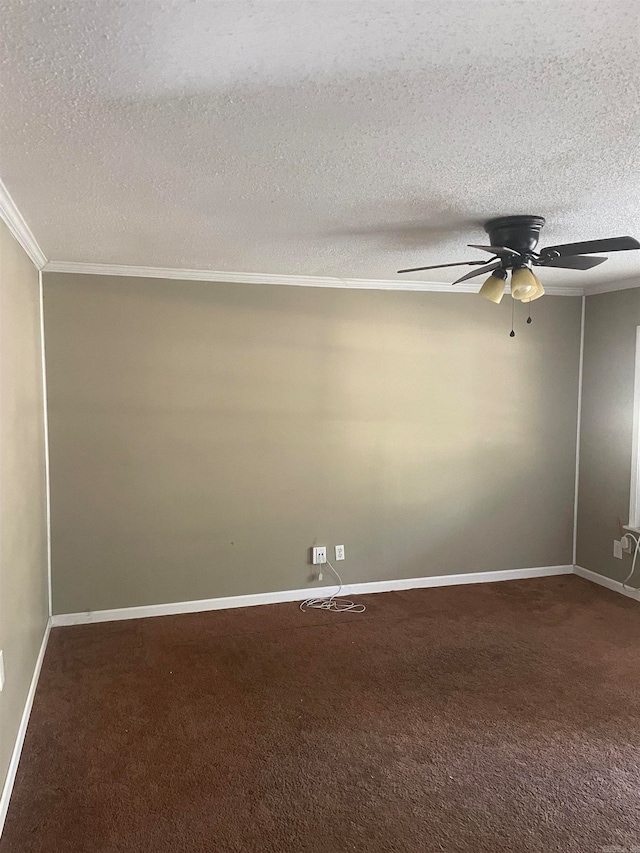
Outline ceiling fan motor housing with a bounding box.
[484,215,546,258]
[397,215,637,279]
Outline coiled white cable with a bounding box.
[622,531,640,592]
[300,559,366,613]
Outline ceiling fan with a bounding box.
[397,215,640,305]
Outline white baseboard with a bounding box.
[51,565,573,627]
[0,619,51,839]
[574,565,640,601]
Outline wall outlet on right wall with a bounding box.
[613,539,623,559]
[621,534,635,554]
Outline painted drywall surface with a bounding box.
[576,286,640,581]
[44,274,581,615]
[0,221,48,791]
[3,1,640,290]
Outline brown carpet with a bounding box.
[2,575,639,852]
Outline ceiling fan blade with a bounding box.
[540,236,640,258]
[397,259,489,274]
[453,261,501,285]
[468,244,519,258]
[538,255,608,270]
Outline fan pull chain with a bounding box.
[509,297,515,337]
[527,302,532,324]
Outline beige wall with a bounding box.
[43,274,581,615]
[576,286,640,580]
[0,221,49,795]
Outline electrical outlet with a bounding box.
[335,544,345,561]
[613,539,623,559]
[312,546,327,565]
[621,535,634,554]
[0,650,4,692]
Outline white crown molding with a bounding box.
[50,564,573,626]
[0,180,47,270]
[43,260,582,296]
[584,277,640,296]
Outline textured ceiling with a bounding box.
[1,0,640,287]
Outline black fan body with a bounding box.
[398,215,640,284]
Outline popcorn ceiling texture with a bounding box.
[1,0,639,286]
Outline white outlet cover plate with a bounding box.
[335,545,345,561]
[613,539,623,559]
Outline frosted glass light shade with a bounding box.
[523,278,545,302]
[511,267,544,301]
[479,271,506,303]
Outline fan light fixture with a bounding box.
[396,215,640,334]
[479,268,507,303]
[524,279,545,302]
[511,267,545,302]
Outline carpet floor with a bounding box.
[1,575,639,852]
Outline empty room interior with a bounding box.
[1,2,640,851]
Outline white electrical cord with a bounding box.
[622,531,640,592]
[300,559,366,613]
